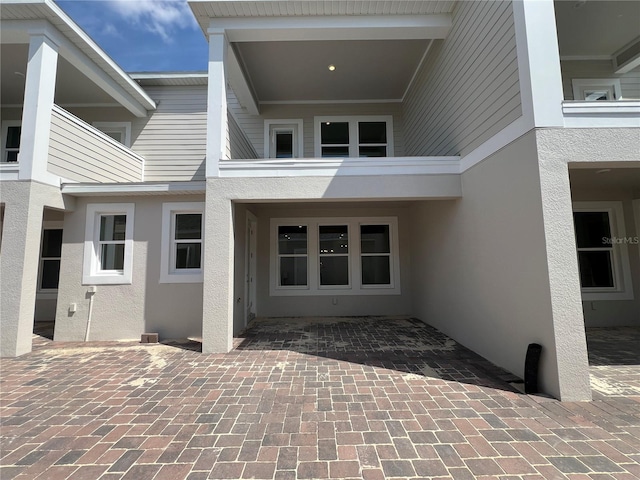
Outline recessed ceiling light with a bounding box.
[596,169,611,174]
[328,64,336,71]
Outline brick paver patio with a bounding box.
[1,317,639,479]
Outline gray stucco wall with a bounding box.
[54,195,204,342]
[409,131,590,400]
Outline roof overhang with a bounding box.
[1,0,156,116]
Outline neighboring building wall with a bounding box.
[561,60,640,100]
[409,131,589,400]
[402,0,522,157]
[70,86,207,181]
[47,106,143,182]
[571,187,640,327]
[54,195,204,342]
[133,86,207,181]
[228,91,405,158]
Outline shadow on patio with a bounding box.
[235,316,523,393]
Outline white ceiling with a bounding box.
[554,0,640,57]
[235,39,431,102]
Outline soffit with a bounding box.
[569,167,640,191]
[555,0,640,57]
[235,39,430,102]
[1,0,155,110]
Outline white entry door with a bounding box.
[245,213,257,327]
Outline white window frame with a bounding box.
[270,217,400,296]
[264,119,304,159]
[37,221,64,298]
[1,120,21,163]
[160,202,205,283]
[313,116,394,158]
[92,122,132,147]
[83,203,135,285]
[573,201,633,301]
[571,79,623,101]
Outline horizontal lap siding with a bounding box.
[133,86,207,181]
[47,110,142,183]
[402,0,522,157]
[228,112,259,159]
[561,60,640,100]
[228,90,405,158]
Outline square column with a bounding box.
[206,29,229,178]
[0,183,45,357]
[202,180,234,353]
[19,33,60,186]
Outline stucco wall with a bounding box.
[54,195,204,342]
[409,131,590,400]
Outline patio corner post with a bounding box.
[0,183,46,357]
[205,28,229,178]
[202,183,234,354]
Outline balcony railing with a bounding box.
[48,105,144,183]
[562,101,640,128]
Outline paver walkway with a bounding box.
[1,317,639,479]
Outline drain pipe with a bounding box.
[84,286,97,341]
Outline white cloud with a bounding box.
[101,23,120,37]
[107,0,197,43]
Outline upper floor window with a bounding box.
[314,116,394,158]
[1,121,21,163]
[571,79,622,101]
[573,201,633,300]
[264,120,303,159]
[83,203,135,285]
[93,122,132,147]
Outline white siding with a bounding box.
[132,86,207,181]
[228,90,405,158]
[402,0,522,157]
[47,106,143,183]
[228,112,258,159]
[561,60,640,100]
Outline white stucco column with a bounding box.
[19,33,60,186]
[202,180,234,353]
[0,183,45,357]
[513,0,564,127]
[206,29,229,178]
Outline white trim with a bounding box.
[160,202,205,283]
[571,79,623,101]
[269,216,400,296]
[314,115,394,158]
[1,120,21,164]
[208,15,452,42]
[83,203,135,285]
[573,201,634,301]
[260,99,403,105]
[92,121,132,147]
[264,119,304,159]
[62,181,206,196]
[401,40,433,103]
[220,156,460,177]
[560,55,613,62]
[563,101,640,128]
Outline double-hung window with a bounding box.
[573,201,633,300]
[160,203,205,283]
[271,217,400,295]
[314,116,393,158]
[83,204,134,285]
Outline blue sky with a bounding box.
[56,0,208,73]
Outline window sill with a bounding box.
[82,273,132,285]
